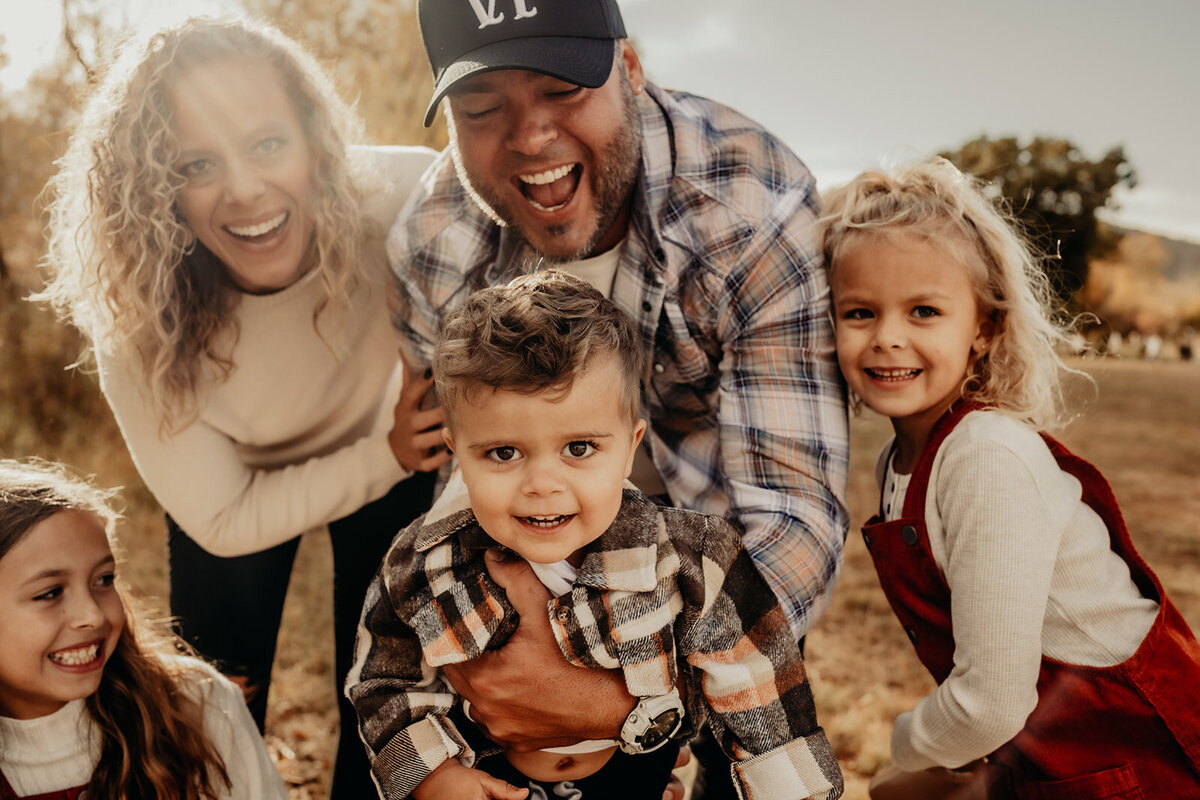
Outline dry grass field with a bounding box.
[1,313,1195,799]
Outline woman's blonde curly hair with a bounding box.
[820,159,1082,430]
[41,17,373,430]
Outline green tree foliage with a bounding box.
[939,136,1136,308]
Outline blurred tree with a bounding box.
[940,136,1136,309]
[1,0,443,290]
[245,0,447,149]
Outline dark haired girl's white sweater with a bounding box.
[0,658,285,798]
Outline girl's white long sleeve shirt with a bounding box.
[879,410,1158,770]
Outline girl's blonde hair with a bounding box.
[820,159,1079,430]
[40,17,373,429]
[0,458,231,799]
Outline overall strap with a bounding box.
[898,400,983,518]
[0,771,86,800]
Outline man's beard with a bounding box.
[449,76,643,263]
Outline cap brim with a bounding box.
[424,36,615,127]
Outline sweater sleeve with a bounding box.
[184,659,289,800]
[96,348,409,556]
[890,417,1065,770]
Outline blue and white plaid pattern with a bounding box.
[388,83,849,638]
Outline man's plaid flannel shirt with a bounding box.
[387,83,849,640]
[346,481,843,800]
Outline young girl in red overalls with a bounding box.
[820,160,1200,799]
[0,459,287,800]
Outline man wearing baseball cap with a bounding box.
[359,1,849,798]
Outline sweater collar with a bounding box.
[0,699,92,767]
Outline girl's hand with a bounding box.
[413,761,529,800]
[869,761,987,800]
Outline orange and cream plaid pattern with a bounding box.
[347,482,843,799]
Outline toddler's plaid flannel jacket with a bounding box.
[346,479,843,800]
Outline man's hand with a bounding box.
[442,549,636,751]
[388,353,452,472]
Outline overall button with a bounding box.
[905,626,919,644]
[555,606,572,624]
[901,524,919,546]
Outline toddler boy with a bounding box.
[346,270,842,800]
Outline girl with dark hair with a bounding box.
[0,458,286,800]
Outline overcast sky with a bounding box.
[4,0,1197,241]
[621,0,1200,242]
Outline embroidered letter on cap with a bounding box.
[513,0,538,21]
[466,0,503,28]
[467,0,538,30]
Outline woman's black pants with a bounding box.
[167,472,434,800]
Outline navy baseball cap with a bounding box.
[418,0,627,127]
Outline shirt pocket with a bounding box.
[549,586,682,697]
[646,306,720,423]
[1016,763,1143,800]
[399,571,517,666]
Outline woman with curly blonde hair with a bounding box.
[40,17,445,797]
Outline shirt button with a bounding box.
[901,524,919,546]
[642,300,652,312]
[654,247,666,261]
[555,606,572,624]
[654,363,665,374]
[905,626,919,644]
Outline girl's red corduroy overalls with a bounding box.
[862,402,1200,799]
[0,772,84,800]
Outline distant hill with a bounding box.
[1110,226,1200,281]
[1158,235,1200,281]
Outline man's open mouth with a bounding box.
[517,164,581,212]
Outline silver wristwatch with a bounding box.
[618,689,684,754]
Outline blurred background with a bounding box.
[1,2,1197,798]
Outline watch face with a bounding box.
[639,708,682,746]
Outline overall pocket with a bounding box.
[1017,763,1143,800]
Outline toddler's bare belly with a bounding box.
[504,745,617,782]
